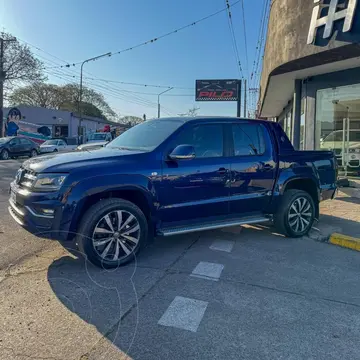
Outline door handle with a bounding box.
[262,164,272,171]
[217,167,227,174]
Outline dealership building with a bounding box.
[259,0,360,177]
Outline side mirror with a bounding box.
[169,144,195,160]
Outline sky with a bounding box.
[0,0,266,119]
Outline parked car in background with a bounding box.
[87,132,112,143]
[320,130,360,169]
[0,137,39,160]
[40,139,68,153]
[9,117,337,268]
[76,141,109,151]
[320,129,360,153]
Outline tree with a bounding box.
[119,115,144,126]
[9,82,62,108]
[9,82,117,120]
[59,83,117,120]
[1,32,45,91]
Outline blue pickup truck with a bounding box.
[8,117,337,268]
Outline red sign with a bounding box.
[198,91,235,99]
[196,79,239,101]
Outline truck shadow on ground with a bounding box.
[334,194,360,205]
[46,214,360,357]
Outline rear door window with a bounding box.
[231,123,265,156]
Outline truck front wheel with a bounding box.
[76,198,148,268]
[274,189,315,238]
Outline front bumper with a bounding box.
[8,181,68,241]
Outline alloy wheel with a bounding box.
[92,210,140,261]
[31,150,38,157]
[287,197,313,234]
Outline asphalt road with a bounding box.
[1,159,360,359]
[0,159,58,270]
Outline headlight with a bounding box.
[33,174,67,191]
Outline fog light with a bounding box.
[42,209,55,215]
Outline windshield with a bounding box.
[43,140,58,145]
[107,119,183,151]
[89,133,107,141]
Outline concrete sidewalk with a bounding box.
[318,190,360,240]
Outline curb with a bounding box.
[329,233,360,251]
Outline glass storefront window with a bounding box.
[284,110,292,141]
[316,83,360,177]
[300,97,306,150]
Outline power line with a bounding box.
[15,36,70,65]
[224,0,244,79]
[10,31,185,115]
[45,71,194,96]
[43,0,241,70]
[50,71,176,116]
[240,0,249,79]
[44,70,194,95]
[249,0,271,114]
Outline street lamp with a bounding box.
[157,87,173,118]
[78,52,112,138]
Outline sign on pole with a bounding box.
[195,79,239,101]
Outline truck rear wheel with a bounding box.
[76,198,148,268]
[274,189,315,238]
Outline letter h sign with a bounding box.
[307,0,358,44]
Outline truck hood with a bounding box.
[23,147,145,173]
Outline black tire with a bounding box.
[274,189,315,238]
[0,149,9,160]
[53,149,58,152]
[30,149,38,157]
[76,198,148,268]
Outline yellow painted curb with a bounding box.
[329,233,360,251]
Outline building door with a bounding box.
[316,84,360,179]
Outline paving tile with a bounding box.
[209,239,235,253]
[190,261,224,281]
[158,296,208,332]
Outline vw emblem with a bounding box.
[15,169,23,184]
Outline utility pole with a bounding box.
[236,80,242,117]
[0,36,16,137]
[78,52,111,141]
[244,79,247,118]
[157,87,173,118]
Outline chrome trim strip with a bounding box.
[9,199,25,216]
[160,217,269,236]
[8,206,24,226]
[24,206,54,219]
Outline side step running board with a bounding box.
[158,216,270,237]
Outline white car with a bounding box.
[321,130,360,169]
[87,132,112,143]
[40,139,68,153]
[320,130,360,153]
[76,141,109,151]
